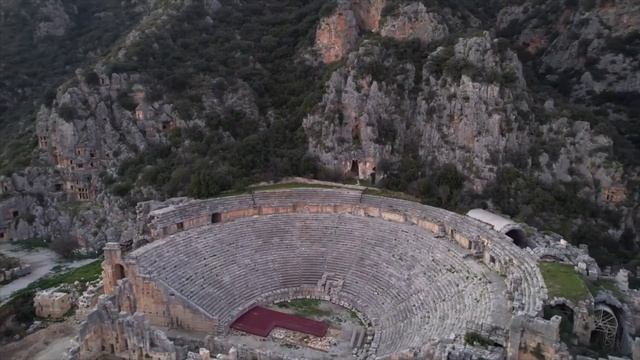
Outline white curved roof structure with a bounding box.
[467,209,518,233]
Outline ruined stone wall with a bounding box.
[92,188,555,360]
[34,290,72,318]
[508,315,571,360]
[69,296,178,360]
[103,243,217,334]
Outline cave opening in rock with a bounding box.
[350,160,359,177]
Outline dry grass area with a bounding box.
[0,319,77,360]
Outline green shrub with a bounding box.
[85,71,101,86]
[117,92,137,111]
[106,0,334,198]
[111,182,133,197]
[57,104,77,120]
[464,332,493,347]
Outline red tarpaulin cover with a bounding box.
[231,306,329,337]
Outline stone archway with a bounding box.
[544,303,575,342]
[590,304,620,351]
[113,264,125,281]
[506,228,528,249]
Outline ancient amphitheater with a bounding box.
[89,187,552,359]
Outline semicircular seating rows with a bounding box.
[132,188,546,357]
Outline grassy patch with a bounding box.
[539,262,591,303]
[464,332,494,347]
[0,259,102,327]
[35,260,103,290]
[364,187,420,202]
[347,309,365,326]
[587,279,625,299]
[14,238,49,251]
[276,298,331,318]
[251,182,346,192]
[210,181,362,199]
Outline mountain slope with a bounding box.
[0,0,638,269]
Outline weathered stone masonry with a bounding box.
[100,188,547,359]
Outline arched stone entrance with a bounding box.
[590,304,620,351]
[506,228,528,249]
[543,303,574,342]
[113,264,125,281]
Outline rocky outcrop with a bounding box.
[380,2,449,44]
[305,32,533,190]
[36,68,182,201]
[315,0,450,63]
[497,0,640,99]
[0,166,138,252]
[315,2,359,63]
[352,0,386,32]
[0,167,65,243]
[535,119,623,203]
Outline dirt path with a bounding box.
[0,243,96,301]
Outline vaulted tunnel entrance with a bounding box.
[350,160,359,178]
[211,212,222,224]
[506,228,528,249]
[544,303,575,343]
[113,264,125,281]
[590,304,622,352]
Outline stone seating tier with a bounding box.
[132,188,547,357]
[133,213,508,357]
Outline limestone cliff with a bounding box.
[352,0,386,32]
[307,0,639,254]
[497,0,640,108]
[1,0,639,261]
[380,2,449,44]
[306,32,536,190]
[315,2,360,64]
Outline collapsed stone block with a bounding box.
[34,290,72,319]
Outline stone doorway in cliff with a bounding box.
[350,160,360,178]
[370,167,377,184]
[113,264,125,281]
